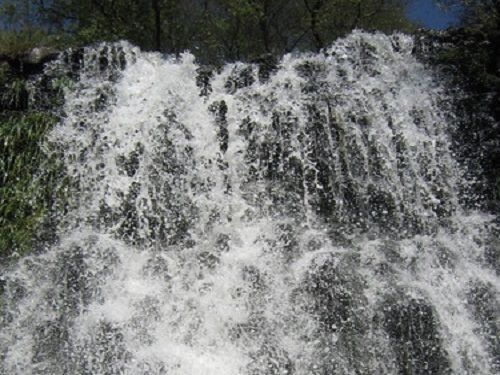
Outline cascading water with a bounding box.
[1,31,499,375]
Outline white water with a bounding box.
[1,32,499,375]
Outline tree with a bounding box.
[2,0,415,62]
[299,0,413,52]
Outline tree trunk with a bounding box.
[152,0,161,51]
[304,0,324,51]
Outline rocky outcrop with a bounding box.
[414,28,500,212]
[0,46,59,77]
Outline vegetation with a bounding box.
[0,0,59,57]
[430,0,500,207]
[0,46,69,260]
[0,112,56,258]
[0,29,55,58]
[1,0,414,63]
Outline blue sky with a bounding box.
[406,0,461,29]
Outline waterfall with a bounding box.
[1,31,498,375]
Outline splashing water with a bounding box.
[1,32,499,375]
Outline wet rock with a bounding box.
[252,53,278,83]
[143,254,171,281]
[55,240,119,315]
[366,184,397,230]
[295,60,325,79]
[0,47,59,76]
[414,28,500,212]
[198,251,220,269]
[225,66,255,93]
[300,253,376,374]
[62,47,85,75]
[196,66,214,96]
[208,100,228,153]
[215,233,230,252]
[467,281,500,371]
[247,343,294,375]
[380,296,451,375]
[485,224,500,274]
[116,143,144,177]
[80,321,130,375]
[24,47,59,66]
[33,319,68,370]
[231,314,267,341]
[242,265,266,292]
[305,256,367,332]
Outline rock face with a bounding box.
[414,28,500,212]
[0,47,59,76]
[0,47,61,112]
[381,297,451,375]
[23,46,59,66]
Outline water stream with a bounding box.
[1,31,498,375]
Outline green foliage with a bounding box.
[2,0,416,63]
[0,61,72,261]
[0,0,61,58]
[36,0,192,51]
[0,112,59,259]
[300,0,414,50]
[0,29,58,58]
[0,62,10,85]
[3,78,26,107]
[194,0,415,61]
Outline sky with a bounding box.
[406,0,462,29]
